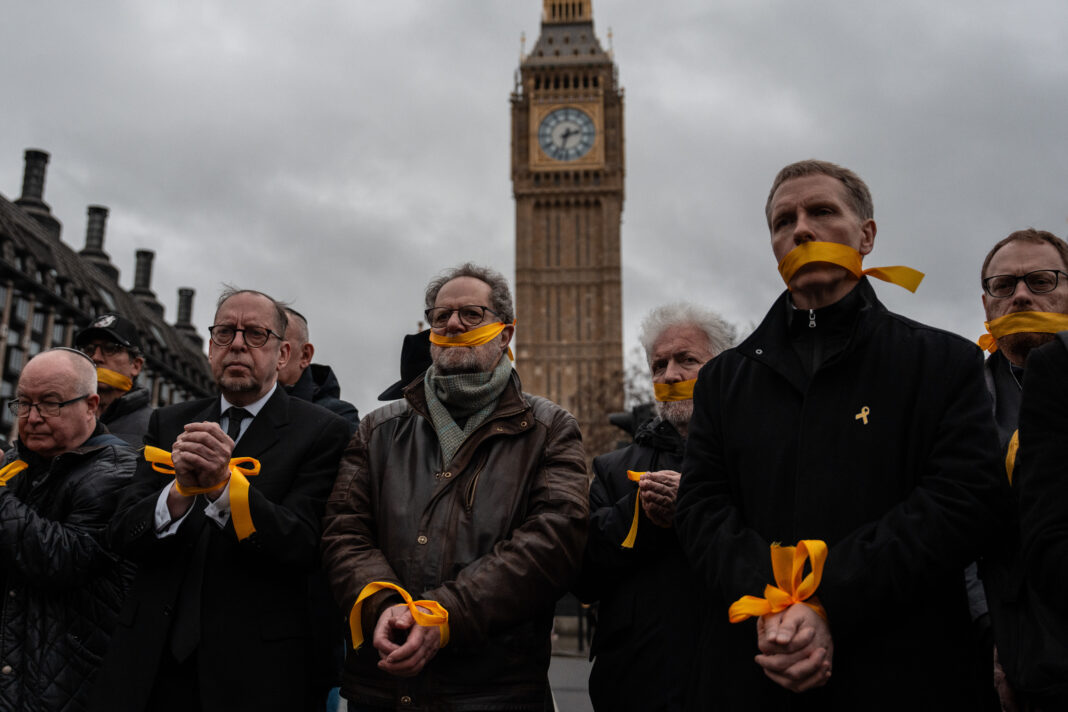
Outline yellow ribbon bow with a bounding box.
[977,311,1068,353]
[96,367,133,392]
[778,242,924,293]
[621,470,645,548]
[653,379,696,402]
[348,581,450,651]
[0,460,28,486]
[144,446,262,541]
[728,539,828,623]
[428,320,516,361]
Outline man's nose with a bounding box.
[26,405,45,424]
[792,213,815,244]
[230,330,250,350]
[445,310,466,333]
[1010,278,1035,305]
[663,359,685,383]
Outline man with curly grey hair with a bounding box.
[577,301,732,711]
[323,262,588,711]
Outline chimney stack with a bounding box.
[14,149,61,240]
[131,249,165,317]
[80,205,120,282]
[175,287,203,349]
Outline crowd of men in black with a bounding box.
[1,159,1066,712]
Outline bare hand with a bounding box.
[639,470,680,527]
[755,602,833,692]
[172,422,234,494]
[372,604,441,677]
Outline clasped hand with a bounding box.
[755,602,833,693]
[373,604,441,677]
[171,422,234,498]
[639,469,681,528]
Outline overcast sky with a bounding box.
[2,1,1066,417]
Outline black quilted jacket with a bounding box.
[0,428,136,711]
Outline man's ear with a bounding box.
[276,341,292,371]
[858,219,876,256]
[129,355,144,378]
[300,343,315,370]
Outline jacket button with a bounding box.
[7,590,14,598]
[755,348,764,355]
[417,535,428,545]
[1,665,11,675]
[496,426,503,432]
[443,472,452,479]
[400,696,412,705]
[163,605,173,616]
[520,420,527,427]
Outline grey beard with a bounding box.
[656,400,694,430]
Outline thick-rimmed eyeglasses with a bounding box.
[982,270,1068,298]
[207,325,282,348]
[78,342,128,358]
[424,305,500,330]
[8,394,90,418]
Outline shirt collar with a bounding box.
[220,382,277,419]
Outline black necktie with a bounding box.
[225,407,250,443]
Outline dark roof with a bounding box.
[0,192,212,397]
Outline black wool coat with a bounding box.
[675,278,1005,711]
[575,417,703,712]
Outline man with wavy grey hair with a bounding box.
[323,262,587,710]
[576,302,732,711]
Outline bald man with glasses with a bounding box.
[92,288,352,712]
[0,348,136,710]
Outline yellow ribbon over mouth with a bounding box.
[144,446,262,541]
[348,581,450,651]
[653,380,696,402]
[0,460,28,486]
[96,367,133,392]
[977,311,1068,353]
[778,242,924,293]
[728,539,828,623]
[428,321,516,361]
[621,470,644,548]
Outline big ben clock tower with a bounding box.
[511,0,624,455]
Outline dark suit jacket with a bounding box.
[90,386,350,712]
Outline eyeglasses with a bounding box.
[8,394,91,418]
[78,342,128,358]
[207,325,282,348]
[424,305,500,330]
[982,270,1068,298]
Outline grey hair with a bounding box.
[216,285,290,336]
[26,348,99,395]
[638,302,735,365]
[424,263,515,324]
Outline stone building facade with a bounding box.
[0,149,212,439]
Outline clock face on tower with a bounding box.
[538,107,596,162]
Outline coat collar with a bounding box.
[736,277,884,392]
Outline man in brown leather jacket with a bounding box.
[322,263,588,711]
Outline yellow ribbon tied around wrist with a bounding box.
[977,311,1068,353]
[144,446,261,541]
[96,367,133,392]
[653,379,696,402]
[348,581,450,651]
[728,539,828,623]
[428,320,516,361]
[621,470,645,549]
[778,242,924,293]
[0,460,28,486]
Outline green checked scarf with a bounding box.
[423,355,513,466]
